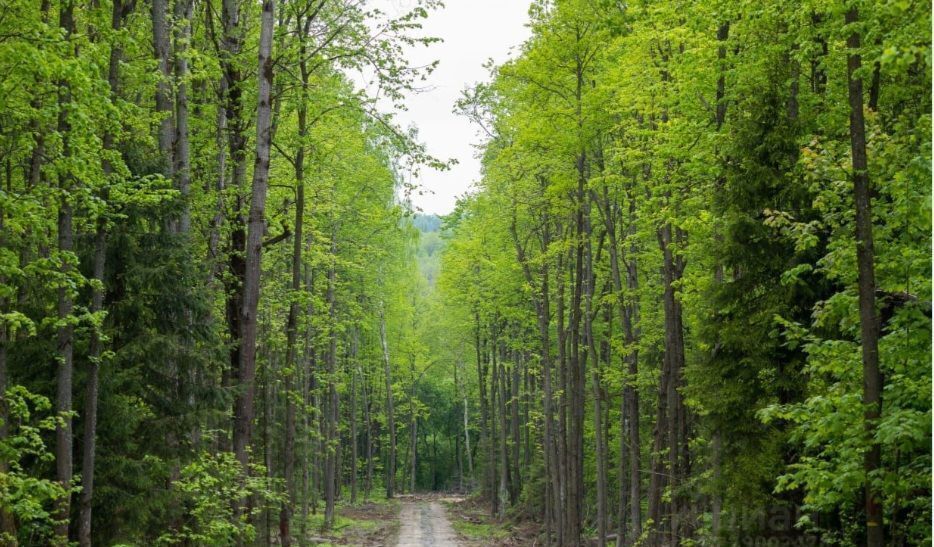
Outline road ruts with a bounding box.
[396,500,461,547]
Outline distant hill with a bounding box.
[412,213,442,233]
[412,214,443,287]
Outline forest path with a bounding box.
[395,496,461,546]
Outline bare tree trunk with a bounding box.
[523,356,531,474]
[648,337,669,546]
[78,217,106,547]
[233,0,275,471]
[262,354,275,547]
[511,211,560,544]
[279,13,309,541]
[152,0,174,200]
[474,315,492,508]
[562,47,589,543]
[488,334,500,517]
[55,4,77,541]
[207,62,228,275]
[361,360,374,498]
[456,356,473,478]
[624,189,642,540]
[278,173,301,544]
[456,427,463,491]
[599,182,642,543]
[350,329,359,504]
[173,0,194,233]
[496,348,509,518]
[556,248,569,547]
[220,0,247,458]
[845,8,884,546]
[566,159,586,547]
[583,192,607,547]
[55,157,75,545]
[657,221,688,545]
[310,337,321,515]
[323,238,338,529]
[300,324,311,541]
[711,431,722,540]
[379,306,397,498]
[300,283,312,539]
[510,352,521,503]
[617,378,628,547]
[409,391,418,493]
[78,2,130,542]
[709,23,730,540]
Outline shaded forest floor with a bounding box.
[302,498,400,546]
[442,495,541,546]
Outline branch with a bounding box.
[263,224,292,247]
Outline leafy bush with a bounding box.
[0,385,69,545]
[156,450,283,545]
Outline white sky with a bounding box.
[371,0,532,215]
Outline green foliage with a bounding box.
[156,451,283,545]
[0,386,68,545]
[438,0,930,543]
[0,0,928,545]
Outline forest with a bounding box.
[0,0,930,546]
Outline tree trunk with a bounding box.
[233,0,275,472]
[474,316,492,508]
[511,211,561,544]
[361,360,374,498]
[279,13,309,540]
[601,182,643,542]
[625,235,642,542]
[648,318,670,547]
[300,270,313,540]
[55,161,75,544]
[221,0,247,458]
[262,354,275,547]
[152,0,174,200]
[379,306,397,498]
[323,238,338,529]
[173,0,193,233]
[409,393,418,493]
[584,192,607,547]
[845,8,884,546]
[523,356,531,474]
[495,346,509,518]
[488,333,500,517]
[566,161,586,547]
[457,356,473,478]
[350,330,359,504]
[55,3,77,541]
[510,352,521,503]
[78,1,130,542]
[657,220,689,545]
[78,214,106,547]
[563,46,589,543]
[0,163,12,539]
[208,64,228,277]
[556,247,569,547]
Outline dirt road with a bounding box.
[395,499,461,546]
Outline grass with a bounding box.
[450,518,511,540]
[443,498,514,545]
[296,496,400,545]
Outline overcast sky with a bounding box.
[372,0,532,215]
